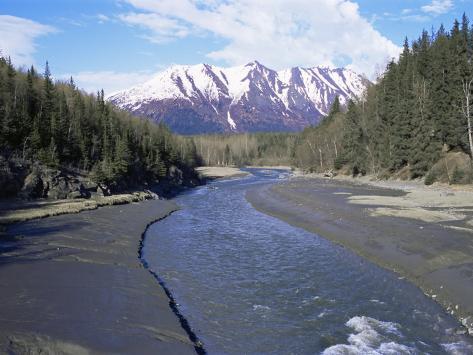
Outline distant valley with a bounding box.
[107,61,368,134]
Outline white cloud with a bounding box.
[119,0,401,78]
[421,0,453,15]
[96,14,111,24]
[0,15,56,67]
[401,14,431,22]
[60,70,152,95]
[118,12,191,43]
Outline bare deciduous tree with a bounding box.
[461,78,473,160]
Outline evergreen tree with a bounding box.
[341,100,366,175]
[40,61,55,149]
[113,136,131,179]
[0,56,198,193]
[329,96,341,116]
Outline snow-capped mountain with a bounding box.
[107,61,369,134]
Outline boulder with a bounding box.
[67,183,91,199]
[47,176,70,200]
[67,190,83,199]
[20,171,45,199]
[323,169,335,178]
[0,156,28,198]
[168,165,183,185]
[82,180,98,191]
[96,184,111,197]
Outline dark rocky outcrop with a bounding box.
[1,154,201,202]
[19,167,93,200]
[0,156,28,198]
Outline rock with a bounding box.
[97,184,110,197]
[67,191,83,199]
[145,190,160,200]
[82,180,97,191]
[323,169,335,178]
[461,316,473,335]
[6,160,101,201]
[168,165,183,185]
[20,170,45,199]
[47,176,70,200]
[0,156,28,198]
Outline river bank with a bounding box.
[0,198,200,354]
[0,191,157,225]
[246,176,473,336]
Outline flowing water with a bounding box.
[144,169,473,354]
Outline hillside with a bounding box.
[290,15,473,185]
[0,58,199,200]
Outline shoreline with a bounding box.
[0,191,156,226]
[246,176,473,336]
[138,212,206,354]
[0,199,200,353]
[309,171,473,193]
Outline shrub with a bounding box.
[334,155,349,170]
[424,171,436,185]
[451,167,464,184]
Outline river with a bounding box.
[143,168,473,354]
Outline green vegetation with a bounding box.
[292,15,473,184]
[0,58,199,197]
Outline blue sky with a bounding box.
[1,0,471,94]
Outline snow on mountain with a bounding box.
[107,61,369,134]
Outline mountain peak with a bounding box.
[245,60,262,66]
[107,61,368,134]
[244,60,271,72]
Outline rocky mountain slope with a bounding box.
[107,61,369,134]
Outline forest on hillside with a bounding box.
[0,58,199,198]
[293,15,473,184]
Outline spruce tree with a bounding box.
[342,100,366,175]
[329,96,341,116]
[40,61,55,150]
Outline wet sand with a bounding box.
[0,199,198,354]
[247,177,473,335]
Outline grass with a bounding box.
[0,192,153,225]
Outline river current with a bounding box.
[144,169,473,354]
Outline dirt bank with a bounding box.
[0,199,200,354]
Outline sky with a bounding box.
[0,0,471,94]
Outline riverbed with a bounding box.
[143,169,473,354]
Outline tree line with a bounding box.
[0,57,199,192]
[191,132,296,167]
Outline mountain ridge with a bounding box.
[107,61,369,134]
